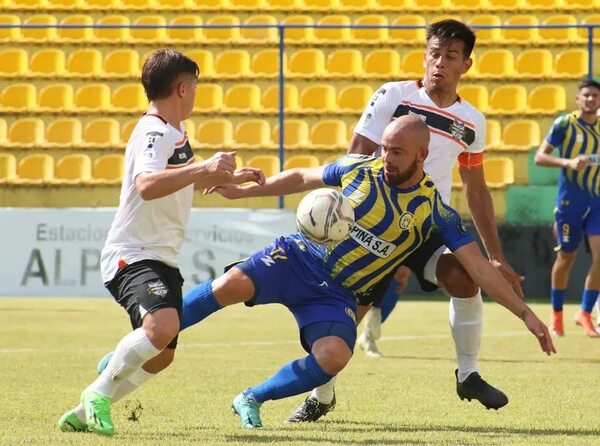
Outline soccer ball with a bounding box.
[296,188,355,243]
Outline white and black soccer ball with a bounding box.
[296,188,355,244]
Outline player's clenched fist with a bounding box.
[202,151,237,176]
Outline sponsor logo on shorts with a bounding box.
[147,280,168,297]
[345,307,356,323]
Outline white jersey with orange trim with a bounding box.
[101,114,195,283]
[354,80,486,204]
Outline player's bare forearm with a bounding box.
[534,141,566,169]
[230,167,326,198]
[465,182,504,262]
[348,133,379,155]
[136,163,214,200]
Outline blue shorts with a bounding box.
[234,235,357,351]
[554,198,600,252]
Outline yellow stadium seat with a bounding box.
[83,0,118,7]
[288,49,326,77]
[252,49,285,77]
[49,0,84,8]
[340,0,377,7]
[242,15,277,43]
[564,0,595,8]
[1,83,36,112]
[196,119,234,149]
[182,120,195,146]
[262,84,299,113]
[454,0,488,9]
[187,0,225,9]
[272,119,310,148]
[486,119,501,149]
[503,15,539,44]
[338,85,373,113]
[46,118,82,148]
[23,15,57,42]
[414,0,449,8]
[205,15,240,42]
[58,14,94,42]
[0,15,21,42]
[234,120,273,149]
[95,15,131,42]
[389,15,426,44]
[52,154,92,184]
[194,84,223,113]
[118,0,156,8]
[284,155,320,170]
[0,153,17,184]
[103,49,140,78]
[0,49,27,77]
[540,15,579,43]
[215,50,252,78]
[223,84,261,113]
[326,49,363,78]
[311,120,348,149]
[131,16,167,42]
[579,15,600,43]
[38,84,74,112]
[90,154,124,184]
[9,0,47,9]
[111,84,146,113]
[515,49,552,78]
[304,0,339,8]
[120,119,137,143]
[483,157,514,188]
[0,118,6,143]
[29,49,65,77]
[315,15,351,43]
[527,0,558,9]
[268,0,303,9]
[468,15,502,45]
[501,119,540,150]
[186,50,214,78]
[364,49,401,78]
[15,154,54,184]
[246,155,280,177]
[9,119,45,147]
[489,85,527,114]
[554,49,587,79]
[488,0,522,8]
[83,118,120,147]
[353,15,389,43]
[402,50,425,78]
[322,155,342,165]
[477,49,514,78]
[282,15,315,44]
[300,84,336,114]
[230,0,266,6]
[168,16,203,43]
[458,85,489,112]
[75,83,110,111]
[528,85,566,115]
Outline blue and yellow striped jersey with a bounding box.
[547,112,600,198]
[302,155,473,298]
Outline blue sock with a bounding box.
[581,289,599,313]
[180,280,222,331]
[551,288,565,311]
[246,354,333,403]
[379,279,401,323]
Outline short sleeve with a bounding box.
[353,82,400,145]
[467,111,486,154]
[132,130,173,179]
[431,192,474,251]
[322,154,373,186]
[545,115,569,151]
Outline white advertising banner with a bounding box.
[0,208,296,297]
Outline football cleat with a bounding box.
[285,393,336,423]
[357,332,382,358]
[231,392,263,428]
[81,389,114,436]
[574,309,600,338]
[455,370,509,410]
[57,409,88,432]
[552,310,564,337]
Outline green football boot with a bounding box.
[81,389,115,436]
[231,392,263,428]
[57,409,88,432]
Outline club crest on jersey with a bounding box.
[399,212,415,230]
[147,280,168,297]
[450,120,466,141]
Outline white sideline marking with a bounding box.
[0,331,527,354]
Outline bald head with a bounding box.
[380,115,430,187]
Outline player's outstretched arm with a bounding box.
[206,166,327,200]
[453,242,556,356]
[460,165,525,298]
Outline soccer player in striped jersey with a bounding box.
[535,79,600,337]
[180,115,554,429]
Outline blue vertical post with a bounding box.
[587,25,594,80]
[277,25,285,209]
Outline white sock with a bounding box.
[87,328,161,398]
[364,307,382,340]
[73,367,156,422]
[449,291,483,383]
[310,376,336,404]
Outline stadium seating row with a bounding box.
[1,14,599,44]
[1,0,597,12]
[0,152,516,189]
[0,82,569,116]
[1,47,588,80]
[0,117,542,151]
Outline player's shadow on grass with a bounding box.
[225,432,430,445]
[381,354,600,365]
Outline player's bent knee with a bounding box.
[312,336,353,375]
[437,255,477,297]
[212,267,256,307]
[142,308,180,350]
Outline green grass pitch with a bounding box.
[1,297,599,445]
